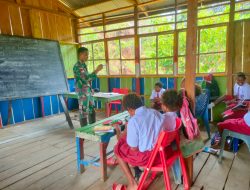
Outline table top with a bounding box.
[64,92,123,102]
[75,111,129,142]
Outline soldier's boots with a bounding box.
[88,110,96,124]
[80,118,88,127]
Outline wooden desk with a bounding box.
[64,92,124,117]
[75,111,129,181]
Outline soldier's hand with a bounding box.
[96,64,103,72]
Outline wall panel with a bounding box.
[0,2,12,34]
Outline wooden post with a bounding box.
[100,142,108,181]
[185,0,198,111]
[226,0,235,95]
[184,0,198,184]
[134,6,141,95]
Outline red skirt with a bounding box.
[218,118,250,135]
[114,136,159,167]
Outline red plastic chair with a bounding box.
[137,118,190,190]
[108,88,129,116]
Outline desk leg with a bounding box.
[184,155,193,185]
[100,142,108,181]
[76,137,85,173]
[105,102,110,117]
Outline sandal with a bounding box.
[107,156,118,166]
[112,183,127,190]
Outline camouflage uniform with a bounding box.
[73,61,97,127]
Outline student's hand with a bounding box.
[95,64,103,73]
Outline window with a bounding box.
[83,42,107,76]
[235,1,250,21]
[198,26,227,73]
[78,26,104,43]
[108,38,135,75]
[140,34,174,75]
[106,21,134,38]
[178,31,186,74]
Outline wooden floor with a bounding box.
[0,112,249,190]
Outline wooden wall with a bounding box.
[234,19,250,82]
[0,0,76,42]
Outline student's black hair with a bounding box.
[78,47,88,56]
[122,93,143,110]
[155,81,163,88]
[237,72,246,80]
[161,90,183,112]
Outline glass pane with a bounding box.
[140,59,156,75]
[198,4,230,18]
[177,12,187,22]
[106,28,134,38]
[158,58,174,75]
[178,31,186,56]
[106,21,134,31]
[235,12,250,21]
[198,15,229,26]
[79,33,104,43]
[235,2,250,11]
[177,22,187,29]
[79,26,104,34]
[158,34,174,57]
[199,53,226,73]
[138,24,175,34]
[93,42,105,59]
[82,44,93,60]
[109,60,121,75]
[94,60,107,76]
[178,56,185,74]
[122,61,135,75]
[121,38,135,59]
[200,26,227,53]
[108,40,120,59]
[138,14,175,26]
[86,60,94,73]
[140,36,156,58]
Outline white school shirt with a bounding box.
[150,88,165,100]
[127,106,164,152]
[161,112,177,131]
[244,111,250,127]
[233,83,250,100]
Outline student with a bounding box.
[114,93,164,190]
[73,47,103,127]
[233,72,250,100]
[218,104,250,136]
[150,82,165,110]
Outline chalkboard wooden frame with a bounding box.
[0,34,69,101]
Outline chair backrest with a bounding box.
[112,88,129,95]
[159,117,182,148]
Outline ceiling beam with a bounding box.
[73,0,113,12]
[136,0,149,17]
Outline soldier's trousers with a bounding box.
[78,93,96,127]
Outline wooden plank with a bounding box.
[224,144,250,190]
[20,8,32,36]
[2,150,76,190]
[226,0,235,96]
[47,13,58,40]
[185,0,198,111]
[243,21,250,74]
[40,11,50,39]
[9,5,24,36]
[192,152,234,190]
[0,2,12,35]
[29,9,43,38]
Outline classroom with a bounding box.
[0,0,249,190]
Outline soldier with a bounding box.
[73,47,103,127]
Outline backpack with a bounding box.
[180,90,200,140]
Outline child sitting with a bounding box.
[114,93,164,190]
[150,82,165,110]
[218,103,250,136]
[233,72,250,100]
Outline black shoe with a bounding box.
[80,118,88,127]
[88,110,96,124]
